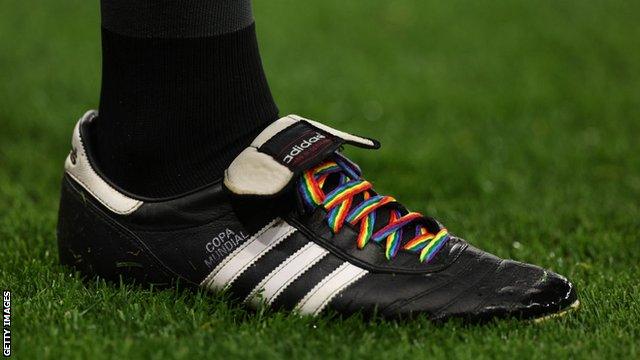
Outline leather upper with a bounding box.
[59,111,577,320]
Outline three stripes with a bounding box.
[201,218,368,315]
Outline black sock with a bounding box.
[94,0,278,198]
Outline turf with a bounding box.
[1,0,639,358]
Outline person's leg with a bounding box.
[94,0,278,197]
[58,2,579,321]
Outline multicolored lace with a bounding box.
[298,154,450,263]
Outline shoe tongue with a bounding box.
[224,115,380,196]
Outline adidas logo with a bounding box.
[282,132,327,164]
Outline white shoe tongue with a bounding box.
[224,114,380,196]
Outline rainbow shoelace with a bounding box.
[298,154,450,263]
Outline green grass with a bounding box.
[1,0,639,358]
